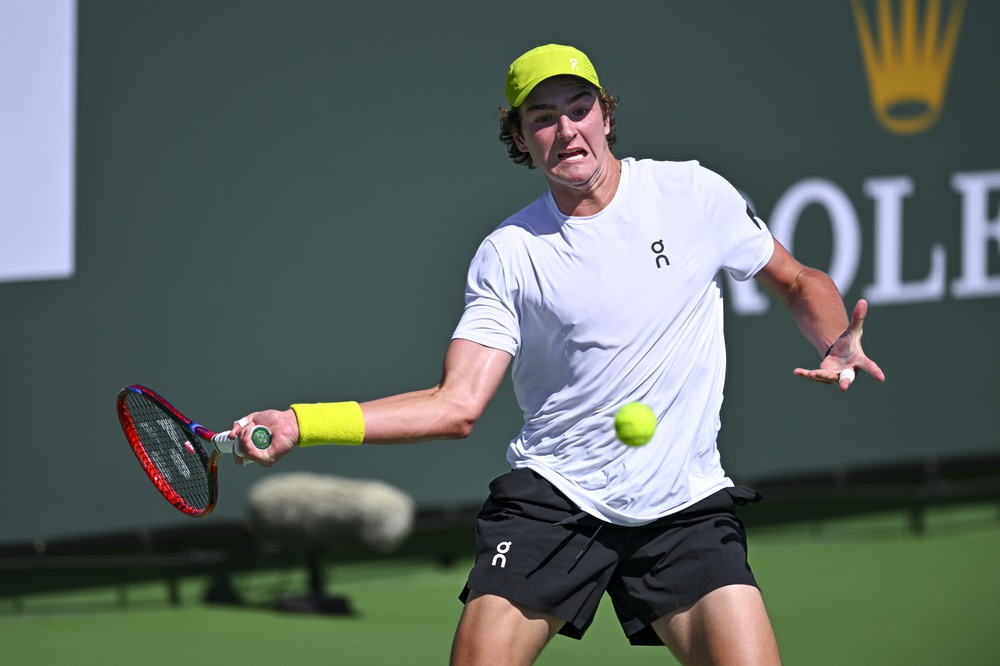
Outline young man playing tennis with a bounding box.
[234,44,884,665]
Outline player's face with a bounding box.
[512,77,612,190]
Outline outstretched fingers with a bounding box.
[792,366,839,384]
[859,355,886,384]
[847,298,868,336]
[793,299,885,391]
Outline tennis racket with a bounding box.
[116,384,272,517]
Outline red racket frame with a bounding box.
[116,384,222,517]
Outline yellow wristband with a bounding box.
[290,402,365,446]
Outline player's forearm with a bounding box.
[782,268,850,356]
[286,340,509,448]
[284,385,488,447]
[358,386,481,444]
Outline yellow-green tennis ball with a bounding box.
[614,402,656,447]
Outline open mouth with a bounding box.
[558,148,588,161]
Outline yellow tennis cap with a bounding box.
[505,44,602,108]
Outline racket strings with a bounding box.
[123,393,213,512]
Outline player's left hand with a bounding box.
[793,299,886,392]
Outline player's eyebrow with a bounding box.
[523,89,594,114]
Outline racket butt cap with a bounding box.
[250,425,272,450]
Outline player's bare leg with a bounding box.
[450,591,565,666]
[651,584,781,666]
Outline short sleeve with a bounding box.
[451,239,520,355]
[695,166,774,281]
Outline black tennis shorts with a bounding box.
[459,468,762,646]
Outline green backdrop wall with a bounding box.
[2,0,997,542]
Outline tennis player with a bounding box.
[235,44,885,665]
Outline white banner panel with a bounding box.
[0,0,76,282]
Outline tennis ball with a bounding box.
[614,402,657,447]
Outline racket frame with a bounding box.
[116,384,226,517]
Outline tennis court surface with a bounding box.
[2,503,998,665]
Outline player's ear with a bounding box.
[511,129,528,153]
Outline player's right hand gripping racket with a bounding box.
[116,384,271,517]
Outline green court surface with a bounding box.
[2,505,998,665]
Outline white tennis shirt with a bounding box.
[452,158,774,526]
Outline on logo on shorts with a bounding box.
[491,541,512,568]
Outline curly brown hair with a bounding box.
[498,86,619,169]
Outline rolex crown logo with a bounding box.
[851,0,966,135]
